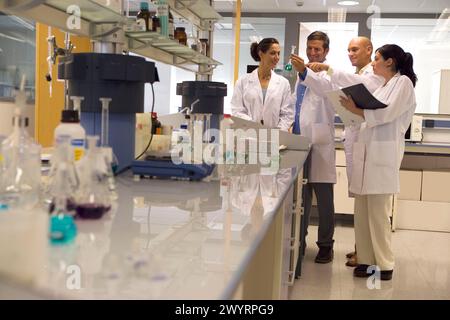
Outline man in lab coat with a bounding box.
[306,37,384,267]
[290,31,337,265]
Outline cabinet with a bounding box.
[0,0,222,74]
[394,169,450,232]
[334,149,354,214]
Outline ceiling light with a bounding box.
[337,1,359,6]
[215,23,254,30]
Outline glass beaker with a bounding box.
[75,135,112,219]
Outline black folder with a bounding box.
[341,83,387,110]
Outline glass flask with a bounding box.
[46,135,79,214]
[0,108,41,210]
[49,196,77,245]
[284,45,296,71]
[75,135,112,219]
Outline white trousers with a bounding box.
[354,194,394,271]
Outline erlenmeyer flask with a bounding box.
[1,109,41,210]
[49,195,77,245]
[76,136,112,219]
[47,135,79,214]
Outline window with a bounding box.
[371,18,450,114]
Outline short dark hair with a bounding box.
[307,31,330,49]
[250,37,279,62]
[376,44,417,87]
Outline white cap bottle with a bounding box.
[54,109,86,161]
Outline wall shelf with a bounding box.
[0,0,126,37]
[0,0,222,74]
[127,31,220,74]
[168,0,222,31]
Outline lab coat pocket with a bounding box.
[311,123,332,145]
[350,142,365,194]
[366,141,398,193]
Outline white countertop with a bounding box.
[18,150,308,299]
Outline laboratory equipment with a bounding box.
[46,135,79,214]
[131,81,227,180]
[136,1,152,31]
[99,97,118,199]
[49,196,77,245]
[284,45,297,71]
[54,96,86,161]
[156,0,169,37]
[75,136,112,219]
[58,53,159,171]
[1,89,41,210]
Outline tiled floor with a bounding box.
[289,224,450,300]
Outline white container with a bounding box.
[54,110,86,161]
[0,207,49,287]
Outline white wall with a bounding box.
[371,18,450,114]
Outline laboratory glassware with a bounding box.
[75,136,112,219]
[47,135,79,214]
[1,108,41,210]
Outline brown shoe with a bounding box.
[346,251,356,259]
[345,254,358,267]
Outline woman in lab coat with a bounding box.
[338,44,417,280]
[231,38,294,131]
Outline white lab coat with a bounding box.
[347,73,416,195]
[330,64,384,183]
[231,68,294,131]
[294,66,336,183]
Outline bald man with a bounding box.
[304,36,384,267]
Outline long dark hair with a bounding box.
[376,44,417,87]
[250,37,279,62]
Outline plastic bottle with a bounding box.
[151,112,162,135]
[168,8,174,40]
[54,96,86,161]
[156,0,169,37]
[178,124,191,146]
[137,1,151,31]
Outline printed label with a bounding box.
[157,4,169,16]
[136,18,147,31]
[72,139,85,161]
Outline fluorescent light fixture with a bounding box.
[337,1,359,6]
[215,23,254,30]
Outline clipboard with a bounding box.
[341,83,387,110]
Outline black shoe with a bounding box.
[380,270,393,281]
[353,264,371,277]
[315,247,334,263]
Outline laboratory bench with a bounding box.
[1,149,309,300]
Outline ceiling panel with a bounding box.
[213,0,449,14]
